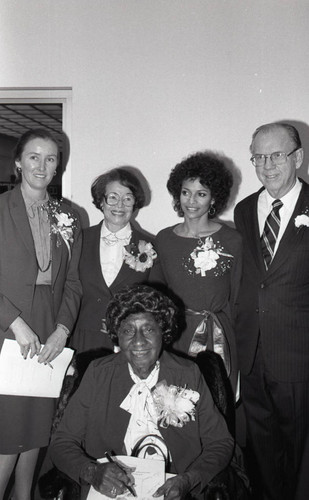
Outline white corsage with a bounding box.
[45,200,77,257]
[190,236,233,277]
[295,213,309,229]
[152,381,200,428]
[123,240,157,272]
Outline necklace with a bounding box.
[32,204,52,273]
[35,229,52,273]
[186,230,215,239]
[36,254,52,273]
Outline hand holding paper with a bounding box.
[153,473,192,499]
[9,316,41,359]
[86,456,165,500]
[0,339,74,398]
[37,326,68,364]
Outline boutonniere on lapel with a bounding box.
[294,208,309,231]
[188,236,233,277]
[152,381,200,428]
[123,240,157,272]
[44,200,77,257]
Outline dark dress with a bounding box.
[70,222,156,354]
[150,224,242,393]
[0,287,57,453]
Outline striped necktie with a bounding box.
[261,199,283,270]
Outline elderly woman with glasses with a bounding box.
[71,168,156,354]
[50,285,234,500]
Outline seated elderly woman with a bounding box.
[50,285,234,499]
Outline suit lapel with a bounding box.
[245,190,266,272]
[93,222,113,294]
[51,231,63,285]
[9,185,36,257]
[50,198,70,285]
[109,227,144,291]
[266,182,309,277]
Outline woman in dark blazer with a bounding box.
[71,168,156,354]
[0,129,82,498]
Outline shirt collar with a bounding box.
[101,220,132,239]
[21,186,49,213]
[264,177,302,211]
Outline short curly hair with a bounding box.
[167,152,233,218]
[91,167,146,212]
[106,284,179,346]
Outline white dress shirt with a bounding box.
[258,178,302,255]
[100,221,132,286]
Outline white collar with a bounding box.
[264,178,302,211]
[101,221,132,245]
[101,220,131,237]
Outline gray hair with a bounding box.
[250,122,302,153]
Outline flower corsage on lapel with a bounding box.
[152,380,200,428]
[189,236,233,277]
[295,208,309,230]
[123,240,157,272]
[45,199,77,258]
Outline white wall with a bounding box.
[1,0,308,232]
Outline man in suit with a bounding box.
[234,122,309,500]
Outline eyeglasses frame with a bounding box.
[104,192,136,207]
[250,147,299,168]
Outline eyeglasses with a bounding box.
[104,192,135,207]
[250,147,299,167]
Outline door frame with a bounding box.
[0,87,72,199]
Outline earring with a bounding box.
[53,171,57,177]
[208,204,216,216]
[16,166,22,173]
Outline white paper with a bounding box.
[87,456,165,500]
[0,339,74,398]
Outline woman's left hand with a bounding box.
[153,474,192,499]
[37,326,68,364]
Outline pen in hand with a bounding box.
[104,452,137,497]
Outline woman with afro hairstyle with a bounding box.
[150,151,242,397]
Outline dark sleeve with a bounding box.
[229,231,243,320]
[55,210,83,331]
[50,362,97,484]
[0,293,21,332]
[234,203,245,235]
[149,233,168,286]
[186,366,234,491]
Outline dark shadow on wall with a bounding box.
[277,119,309,184]
[59,131,90,228]
[125,165,155,239]
[213,150,242,230]
[75,164,154,234]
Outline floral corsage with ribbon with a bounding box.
[44,199,77,257]
[187,236,233,277]
[295,208,309,230]
[152,381,200,428]
[123,240,157,272]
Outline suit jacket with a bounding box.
[71,222,155,352]
[0,185,82,346]
[50,350,234,497]
[234,179,309,381]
